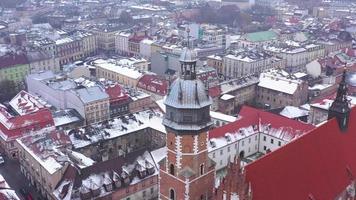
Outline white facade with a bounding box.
[115,32,130,55]
[208,124,298,171]
[139,39,154,59]
[29,57,60,74]
[26,71,109,124]
[223,53,285,79]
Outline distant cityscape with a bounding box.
[0,0,355,200]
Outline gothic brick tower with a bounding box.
[159,47,215,200]
[214,156,252,200]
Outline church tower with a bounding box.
[159,46,215,200]
[328,69,351,132]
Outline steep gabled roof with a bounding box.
[245,106,356,200]
[137,74,168,96]
[0,107,54,139]
[105,84,129,102]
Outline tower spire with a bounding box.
[328,67,351,132]
[179,26,197,80]
[186,26,190,48]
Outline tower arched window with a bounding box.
[170,188,175,200]
[169,164,175,176]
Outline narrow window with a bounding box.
[169,164,175,175]
[170,189,175,200]
[200,164,204,176]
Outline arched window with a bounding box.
[170,188,175,200]
[200,164,204,176]
[169,164,175,176]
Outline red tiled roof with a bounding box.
[209,106,314,139]
[137,74,168,96]
[105,84,129,103]
[0,53,28,69]
[0,108,54,140]
[245,106,356,200]
[208,86,221,98]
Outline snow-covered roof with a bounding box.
[311,96,356,110]
[53,109,82,127]
[93,59,144,80]
[258,69,303,95]
[308,84,333,91]
[74,86,109,104]
[55,37,74,45]
[27,70,56,81]
[68,150,95,169]
[280,106,309,119]
[67,109,165,149]
[225,50,271,63]
[9,90,47,116]
[47,80,77,91]
[54,149,160,200]
[17,128,71,174]
[210,111,237,123]
[220,94,235,101]
[208,106,315,152]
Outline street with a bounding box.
[0,156,43,200]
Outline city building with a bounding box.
[17,109,167,200]
[256,69,308,109]
[16,129,73,199]
[0,52,29,89]
[105,84,130,118]
[208,106,314,171]
[238,30,279,49]
[55,37,82,66]
[26,71,110,124]
[66,109,166,162]
[26,50,60,73]
[207,55,223,76]
[0,90,54,158]
[94,58,146,88]
[265,42,325,72]
[115,32,130,56]
[137,74,169,100]
[223,50,285,79]
[218,76,259,115]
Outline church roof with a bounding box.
[164,78,212,109]
[245,106,356,200]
